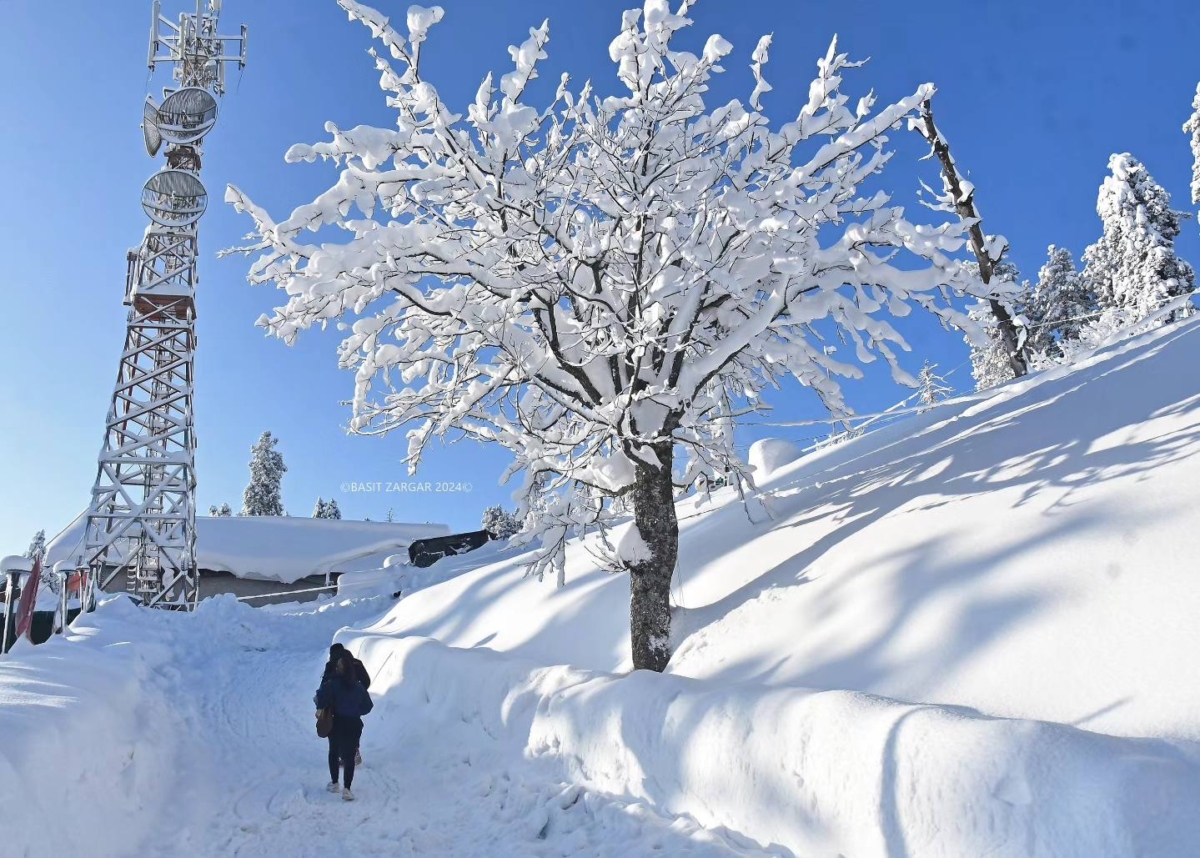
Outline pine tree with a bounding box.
[312,498,327,518]
[1027,246,1100,356]
[324,499,342,520]
[916,362,953,411]
[241,431,287,516]
[386,508,395,523]
[25,529,46,561]
[219,503,232,517]
[481,505,522,540]
[1082,153,1195,322]
[1184,83,1200,209]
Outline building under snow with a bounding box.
[44,513,450,604]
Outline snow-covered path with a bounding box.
[134,597,765,858]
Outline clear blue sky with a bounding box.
[2,0,1197,556]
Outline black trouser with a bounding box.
[327,715,364,788]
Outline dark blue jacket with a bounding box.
[316,677,374,719]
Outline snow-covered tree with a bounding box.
[228,2,1003,670]
[482,505,522,540]
[25,529,45,562]
[241,431,287,517]
[386,507,395,523]
[963,261,1026,390]
[916,361,953,410]
[914,99,1028,378]
[209,503,233,517]
[1184,83,1200,209]
[324,499,342,520]
[312,498,328,518]
[1082,153,1195,322]
[1026,245,1099,357]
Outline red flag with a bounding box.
[14,558,42,640]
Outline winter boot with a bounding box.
[327,781,340,793]
[342,787,355,802]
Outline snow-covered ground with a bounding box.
[4,318,1200,856]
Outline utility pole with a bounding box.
[83,2,246,609]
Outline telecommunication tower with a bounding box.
[82,1,246,608]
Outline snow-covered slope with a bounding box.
[44,514,450,584]
[359,318,1200,741]
[7,319,1200,857]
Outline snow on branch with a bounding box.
[227,0,996,583]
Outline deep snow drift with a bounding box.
[4,318,1200,856]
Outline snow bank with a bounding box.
[44,514,451,585]
[362,318,1200,740]
[341,632,1200,857]
[0,598,183,857]
[746,437,804,481]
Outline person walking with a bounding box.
[315,652,374,801]
[322,643,371,766]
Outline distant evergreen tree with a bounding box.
[916,362,953,411]
[241,431,287,516]
[481,505,522,540]
[1184,83,1200,209]
[386,508,395,523]
[218,503,232,517]
[1027,246,1100,356]
[324,499,342,520]
[25,529,46,561]
[1082,153,1195,322]
[313,498,327,519]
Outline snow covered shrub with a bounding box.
[482,505,522,540]
[228,1,1002,670]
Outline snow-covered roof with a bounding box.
[44,514,450,585]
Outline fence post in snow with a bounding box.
[1,572,15,654]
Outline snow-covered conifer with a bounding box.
[1027,245,1099,356]
[482,505,522,540]
[1082,153,1195,322]
[916,362,953,411]
[25,529,46,561]
[324,499,342,520]
[219,503,232,517]
[1184,83,1200,208]
[312,498,327,519]
[241,431,287,517]
[229,3,1006,670]
[386,508,395,523]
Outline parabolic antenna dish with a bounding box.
[143,96,163,157]
[141,169,208,228]
[157,87,218,144]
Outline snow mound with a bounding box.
[746,437,803,481]
[341,632,1200,858]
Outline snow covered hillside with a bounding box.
[357,317,1200,742]
[3,318,1200,857]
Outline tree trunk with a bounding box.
[628,444,679,673]
[918,99,1028,379]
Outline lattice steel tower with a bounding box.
[83,1,246,608]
